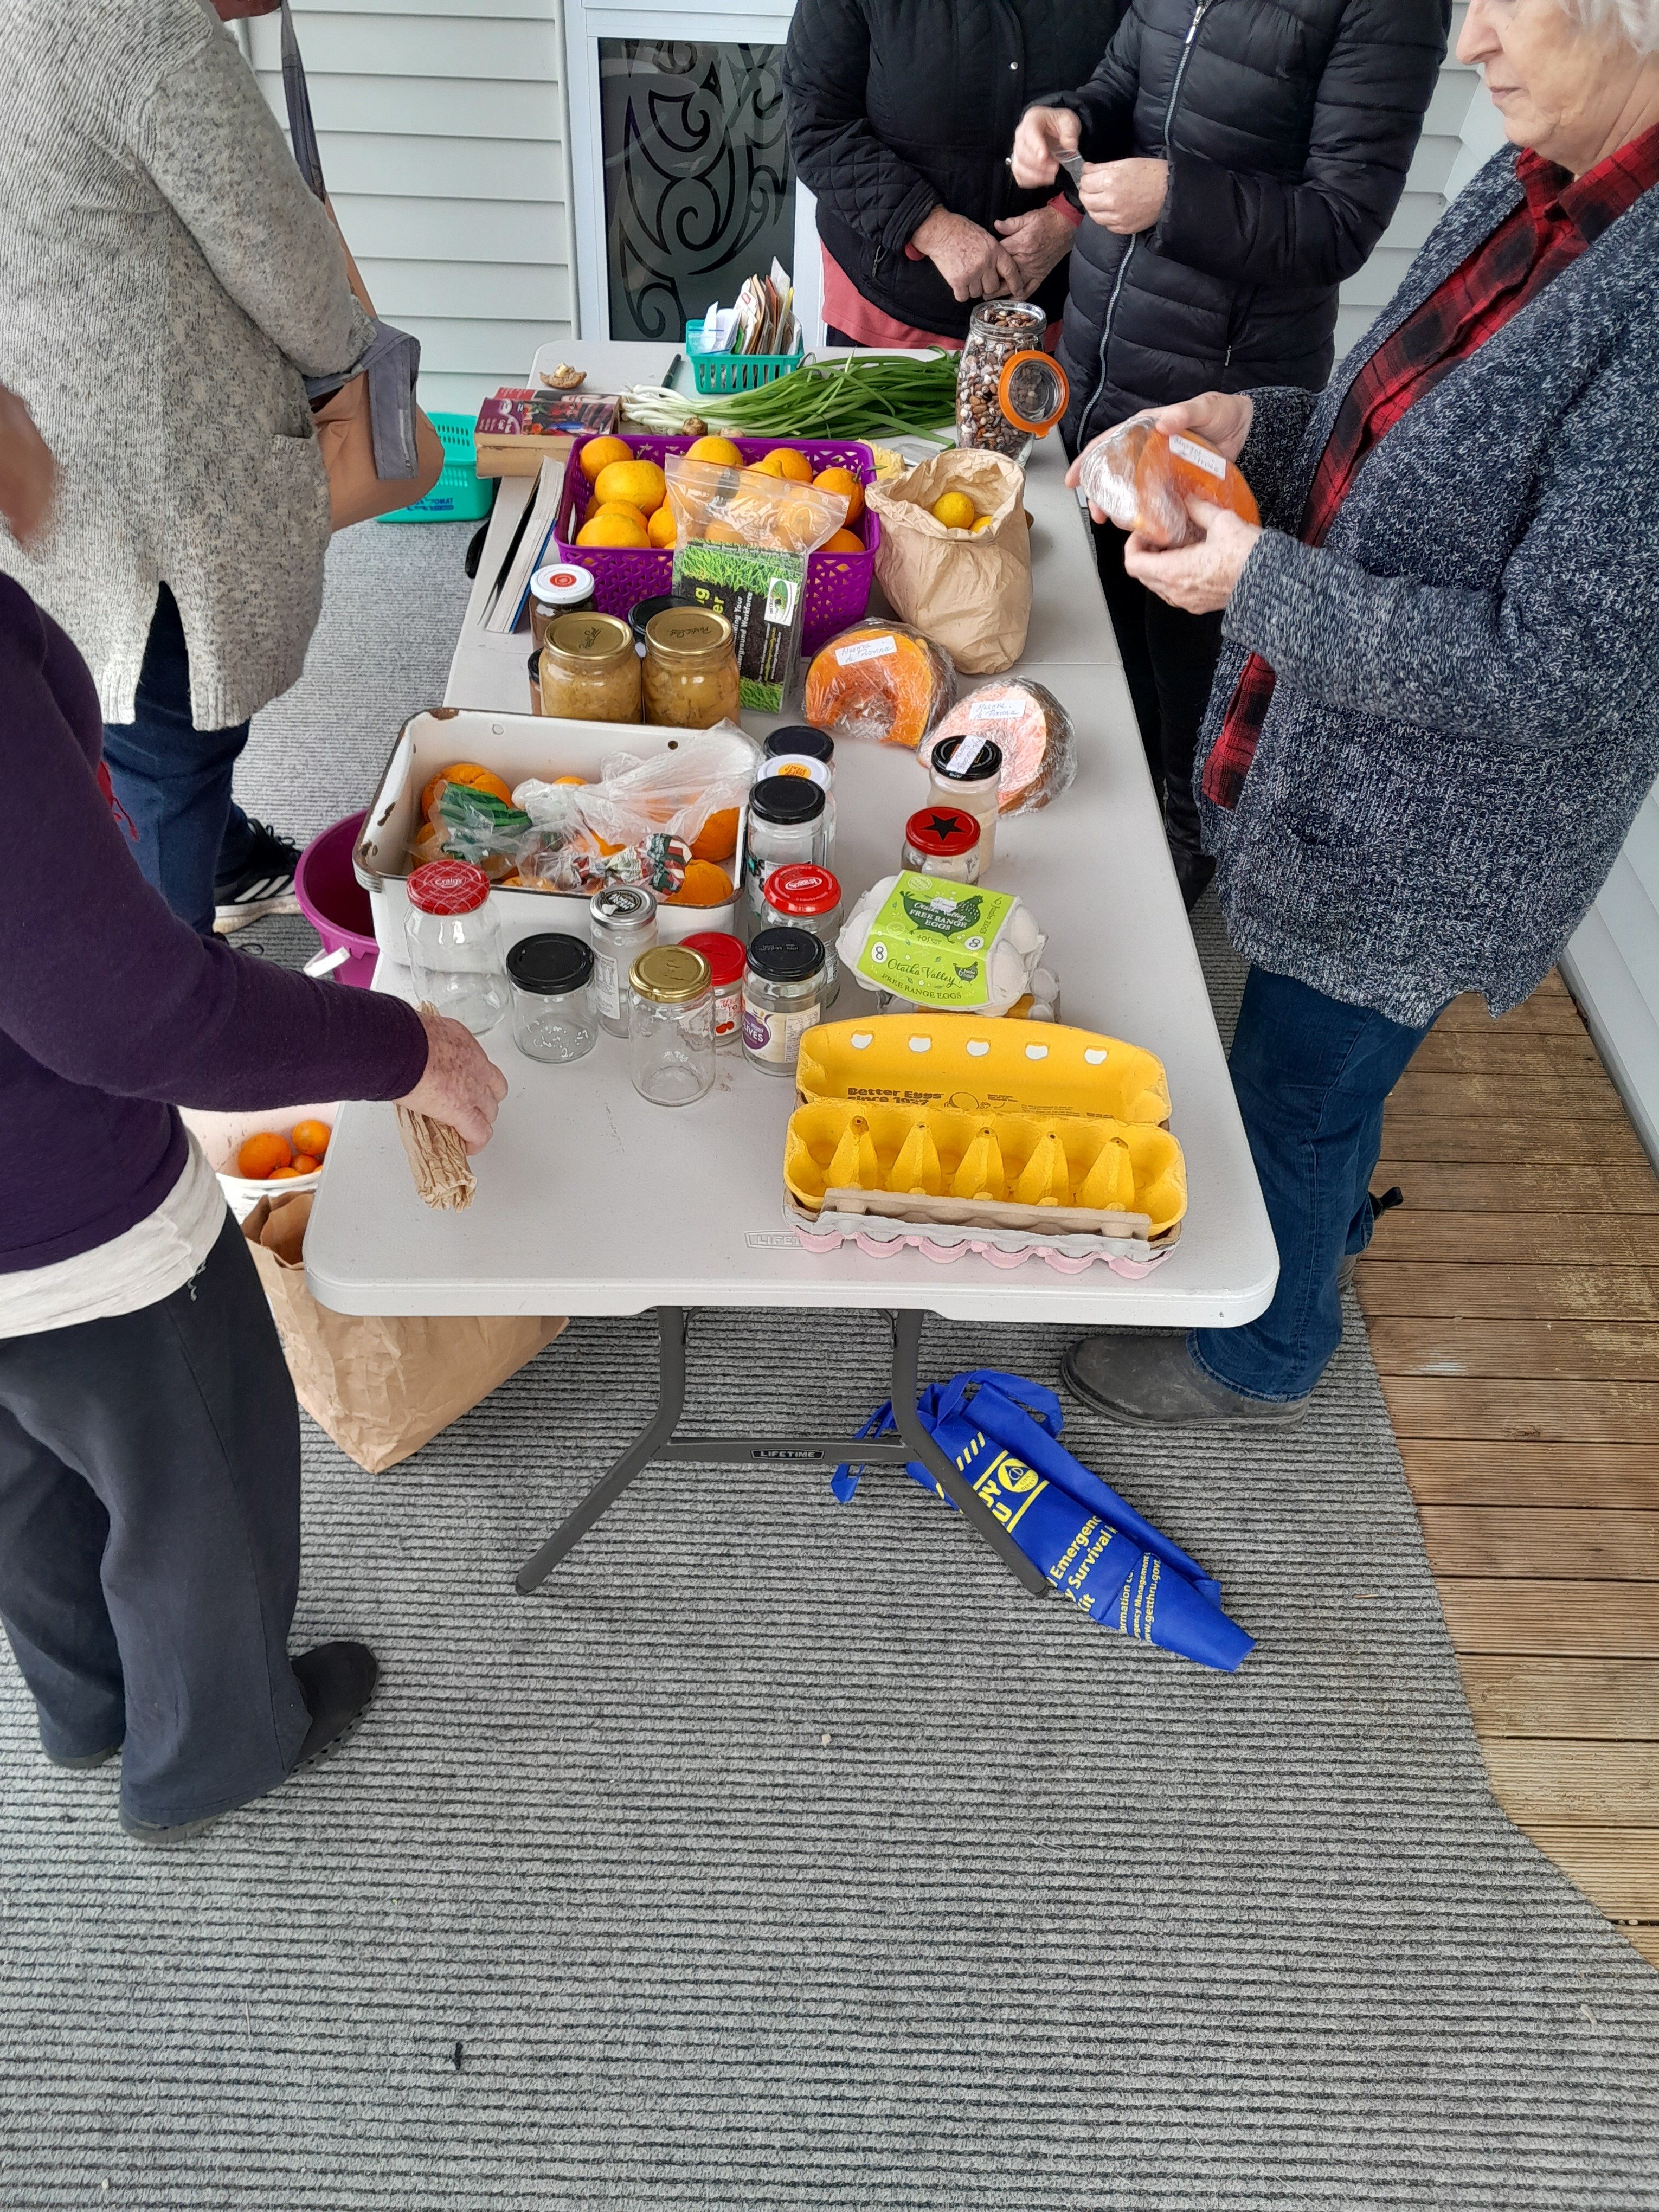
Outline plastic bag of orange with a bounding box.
[664,454,848,555]
[1079,421,1259,550]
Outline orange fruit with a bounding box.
[663,859,733,906]
[823,528,864,552]
[268,1166,306,1182]
[578,434,633,485]
[648,505,677,548]
[237,1131,293,1180]
[686,435,743,466]
[757,447,812,483]
[552,774,587,787]
[288,1154,321,1177]
[592,459,667,516]
[594,498,650,532]
[420,761,511,818]
[576,512,651,549]
[813,466,864,525]
[705,520,746,545]
[691,806,739,863]
[291,1119,332,1158]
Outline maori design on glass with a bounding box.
[598,40,795,344]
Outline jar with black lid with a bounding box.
[742,927,827,1076]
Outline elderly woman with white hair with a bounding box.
[1062,0,1659,1427]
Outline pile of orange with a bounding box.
[421,762,511,819]
[236,1118,333,1183]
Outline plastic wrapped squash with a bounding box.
[1079,422,1259,550]
[802,622,956,750]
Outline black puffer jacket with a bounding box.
[782,0,1128,342]
[1054,0,1450,447]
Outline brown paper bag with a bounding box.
[867,450,1032,674]
[242,1194,565,1474]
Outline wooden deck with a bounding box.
[1361,969,1659,1967]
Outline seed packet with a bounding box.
[672,541,807,713]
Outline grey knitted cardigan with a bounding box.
[0,0,372,729]
[1199,150,1659,1026]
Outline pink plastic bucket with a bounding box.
[295,812,378,988]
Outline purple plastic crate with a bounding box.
[553,434,879,659]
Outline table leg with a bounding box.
[515,1305,688,1595]
[887,1309,1051,1600]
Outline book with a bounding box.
[474,389,617,438]
[484,458,568,635]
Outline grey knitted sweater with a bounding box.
[1199,151,1659,1025]
[0,0,372,729]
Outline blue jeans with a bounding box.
[102,585,256,935]
[1191,966,1437,1403]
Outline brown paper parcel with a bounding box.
[242,1194,564,1474]
[866,450,1032,674]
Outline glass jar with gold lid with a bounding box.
[538,612,641,724]
[628,944,715,1106]
[641,607,741,730]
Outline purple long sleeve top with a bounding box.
[1,577,429,1273]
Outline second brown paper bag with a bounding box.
[866,451,1031,674]
[243,1194,564,1474]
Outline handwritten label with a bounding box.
[835,634,897,667]
[1168,434,1227,481]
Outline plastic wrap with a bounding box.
[1078,421,1260,550]
[802,622,957,750]
[664,455,847,554]
[931,679,1076,815]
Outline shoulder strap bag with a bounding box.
[279,1,444,528]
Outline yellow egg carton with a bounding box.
[785,1018,1186,1251]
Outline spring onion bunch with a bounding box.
[696,352,961,442]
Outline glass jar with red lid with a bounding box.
[403,859,509,1034]
[680,929,747,1048]
[759,863,843,1004]
[902,807,982,885]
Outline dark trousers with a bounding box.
[1189,967,1437,1403]
[1093,522,1224,896]
[0,1214,310,1827]
[102,584,257,936]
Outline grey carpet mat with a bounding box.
[4,523,1658,2208]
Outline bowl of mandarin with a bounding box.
[180,1103,339,1218]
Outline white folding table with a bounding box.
[304,340,1277,1599]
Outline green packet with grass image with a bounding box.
[672,542,806,714]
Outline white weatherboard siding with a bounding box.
[246,1,576,416]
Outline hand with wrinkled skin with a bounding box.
[1077,157,1170,236]
[1124,499,1262,615]
[912,208,1024,303]
[398,1007,509,1154]
[993,205,1078,294]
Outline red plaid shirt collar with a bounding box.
[1201,123,1659,815]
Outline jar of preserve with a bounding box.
[929,731,1004,869]
[538,612,641,724]
[629,944,715,1107]
[680,929,746,1048]
[589,883,657,1039]
[760,864,843,1004]
[743,928,827,1077]
[641,606,742,730]
[527,644,544,717]
[742,775,827,921]
[763,725,837,864]
[902,806,982,884]
[529,562,595,647]
[955,300,1069,465]
[403,859,509,1034]
[506,932,597,1064]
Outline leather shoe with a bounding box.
[120,1640,378,1847]
[1061,1330,1309,1427]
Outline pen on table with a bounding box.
[663,352,683,391]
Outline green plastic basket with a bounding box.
[686,315,804,395]
[378,409,494,524]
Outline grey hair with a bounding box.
[1560,0,1659,56]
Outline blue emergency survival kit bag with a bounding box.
[834,1369,1253,1672]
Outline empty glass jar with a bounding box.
[506,932,597,1063]
[404,859,509,1034]
[629,944,715,1107]
[589,884,657,1039]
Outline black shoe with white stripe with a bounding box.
[214,819,303,931]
